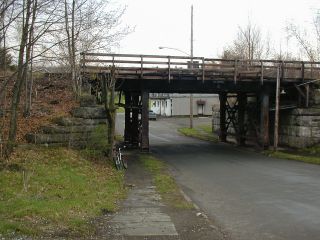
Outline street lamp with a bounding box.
[158,45,194,128]
[158,5,194,129]
[158,46,190,56]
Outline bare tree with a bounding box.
[286,11,320,61]
[6,0,60,155]
[47,0,130,96]
[222,21,271,60]
[1,0,130,156]
[6,0,33,155]
[101,67,117,158]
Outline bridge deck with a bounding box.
[80,53,320,149]
[81,53,320,85]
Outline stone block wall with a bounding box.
[26,95,108,148]
[278,108,320,148]
[212,106,320,148]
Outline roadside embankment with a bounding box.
[0,146,126,239]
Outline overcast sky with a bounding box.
[115,0,320,58]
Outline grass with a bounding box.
[178,124,218,142]
[302,145,320,155]
[266,150,320,165]
[116,107,125,113]
[139,154,193,209]
[115,92,125,113]
[0,146,126,238]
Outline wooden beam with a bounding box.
[124,92,132,144]
[168,56,171,83]
[234,60,238,84]
[294,84,306,99]
[141,90,149,151]
[132,94,140,146]
[260,89,270,149]
[219,93,227,142]
[260,61,264,85]
[202,58,205,83]
[305,84,310,108]
[237,93,247,146]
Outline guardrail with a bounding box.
[80,52,320,83]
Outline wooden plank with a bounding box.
[82,52,204,60]
[238,70,261,75]
[81,52,320,65]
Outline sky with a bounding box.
[114,0,320,59]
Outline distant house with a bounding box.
[150,93,219,116]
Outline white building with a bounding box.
[150,93,219,117]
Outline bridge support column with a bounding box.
[141,90,149,151]
[124,92,140,147]
[219,93,227,142]
[260,89,270,149]
[132,94,140,146]
[237,93,247,146]
[124,92,132,144]
[124,92,133,144]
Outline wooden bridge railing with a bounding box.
[80,53,320,83]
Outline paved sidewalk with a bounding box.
[109,186,179,238]
[93,154,227,240]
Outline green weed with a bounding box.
[0,146,126,237]
[178,124,218,142]
[140,155,193,209]
[266,150,320,165]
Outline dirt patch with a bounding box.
[0,75,78,145]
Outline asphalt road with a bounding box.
[116,115,320,240]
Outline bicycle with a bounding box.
[113,143,127,170]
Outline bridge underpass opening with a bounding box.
[80,53,320,151]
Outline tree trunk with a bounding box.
[107,84,116,158]
[102,69,116,159]
[64,0,78,96]
[24,0,37,117]
[0,1,7,159]
[6,0,32,156]
[23,0,36,117]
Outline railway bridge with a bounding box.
[80,53,320,151]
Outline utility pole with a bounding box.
[273,66,281,150]
[189,4,194,129]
